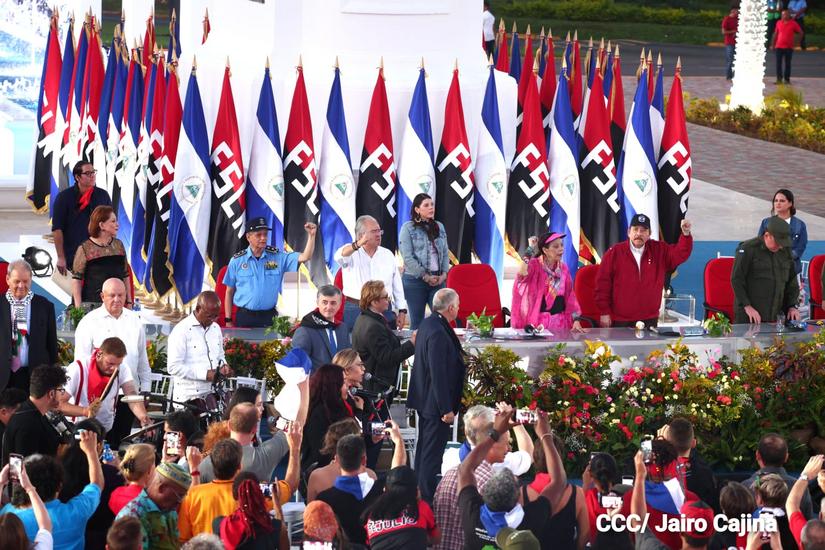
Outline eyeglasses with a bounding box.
[369,229,385,236]
[379,294,390,300]
[81,170,98,176]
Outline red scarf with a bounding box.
[86,351,111,402]
[77,185,95,211]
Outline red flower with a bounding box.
[716,395,732,406]
[634,415,644,425]
[670,370,680,381]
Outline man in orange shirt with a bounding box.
[772,9,804,84]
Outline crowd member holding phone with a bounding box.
[0,461,53,550]
[213,471,289,550]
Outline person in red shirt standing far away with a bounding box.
[772,9,804,85]
[721,5,739,80]
[595,214,693,329]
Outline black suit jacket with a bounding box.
[351,309,414,392]
[0,294,58,390]
[406,312,466,418]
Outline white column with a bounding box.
[729,0,768,113]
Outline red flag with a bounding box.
[647,54,655,103]
[202,8,211,44]
[28,13,62,212]
[579,64,622,263]
[570,36,583,118]
[159,63,181,190]
[657,63,691,245]
[142,15,155,78]
[356,66,398,252]
[435,67,475,264]
[608,47,626,162]
[81,26,105,165]
[506,70,548,257]
[516,28,534,108]
[539,36,556,132]
[495,27,509,72]
[207,65,246,280]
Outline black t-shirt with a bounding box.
[366,500,437,550]
[458,485,550,550]
[51,185,111,268]
[2,400,60,464]
[316,477,386,545]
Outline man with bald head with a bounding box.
[167,291,233,403]
[0,259,58,393]
[74,277,151,445]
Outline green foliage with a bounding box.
[686,91,825,154]
[147,334,168,373]
[57,339,74,366]
[463,345,530,408]
[467,308,496,338]
[265,316,296,337]
[65,306,87,328]
[703,312,732,337]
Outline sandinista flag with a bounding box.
[55,15,75,197]
[579,60,622,262]
[650,57,665,162]
[28,13,61,213]
[105,45,127,211]
[319,65,356,274]
[516,26,533,115]
[149,59,180,299]
[539,35,556,140]
[474,65,508,286]
[547,65,581,278]
[435,66,474,265]
[396,67,435,236]
[144,57,167,292]
[116,51,143,267]
[570,33,583,119]
[169,65,211,305]
[208,64,247,281]
[81,24,105,174]
[131,59,158,287]
[505,68,549,257]
[657,63,691,245]
[495,23,509,72]
[618,65,659,239]
[356,65,398,252]
[604,45,626,161]
[283,63,328,285]
[247,65,286,249]
[98,31,118,190]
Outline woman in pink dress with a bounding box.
[511,232,584,332]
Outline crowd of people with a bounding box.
[0,162,819,548]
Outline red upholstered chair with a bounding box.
[0,262,8,295]
[333,268,345,324]
[445,264,508,328]
[572,264,600,328]
[809,255,825,320]
[703,257,735,321]
[125,263,135,304]
[215,265,237,327]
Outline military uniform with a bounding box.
[731,236,799,324]
[224,245,299,327]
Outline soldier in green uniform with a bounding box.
[731,216,800,324]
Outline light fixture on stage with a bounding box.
[22,246,53,277]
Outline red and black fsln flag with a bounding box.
[657,64,691,245]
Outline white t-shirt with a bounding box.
[34,528,53,550]
[482,9,495,41]
[65,359,134,432]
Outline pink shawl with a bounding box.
[511,258,580,331]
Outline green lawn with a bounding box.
[514,18,825,48]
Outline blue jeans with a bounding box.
[725,45,735,80]
[402,274,444,330]
[343,301,397,333]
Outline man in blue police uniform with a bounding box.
[224,217,317,328]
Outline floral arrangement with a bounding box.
[260,338,292,395]
[265,316,297,338]
[467,308,496,338]
[703,312,732,337]
[465,329,825,473]
[223,338,264,378]
[146,334,167,373]
[57,339,74,365]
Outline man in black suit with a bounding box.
[0,259,59,393]
[407,287,466,502]
[291,285,351,372]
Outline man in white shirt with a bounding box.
[73,278,151,446]
[60,336,151,434]
[335,215,407,332]
[482,3,496,56]
[167,291,233,404]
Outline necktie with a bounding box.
[327,328,337,355]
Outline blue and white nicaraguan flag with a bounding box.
[318,65,356,274]
[474,65,508,286]
[396,66,435,236]
[168,67,211,304]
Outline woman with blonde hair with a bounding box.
[332,349,366,389]
[108,443,156,515]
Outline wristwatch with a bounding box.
[224,317,232,323]
[799,473,810,481]
[487,429,500,442]
[398,309,408,314]
[351,241,360,250]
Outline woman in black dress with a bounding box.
[71,205,131,309]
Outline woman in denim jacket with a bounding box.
[399,194,451,329]
[757,189,808,275]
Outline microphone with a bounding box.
[348,386,394,401]
[362,372,396,390]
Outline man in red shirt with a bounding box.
[595,213,693,329]
[721,6,739,80]
[772,9,804,84]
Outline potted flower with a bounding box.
[703,312,732,337]
[467,308,496,339]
